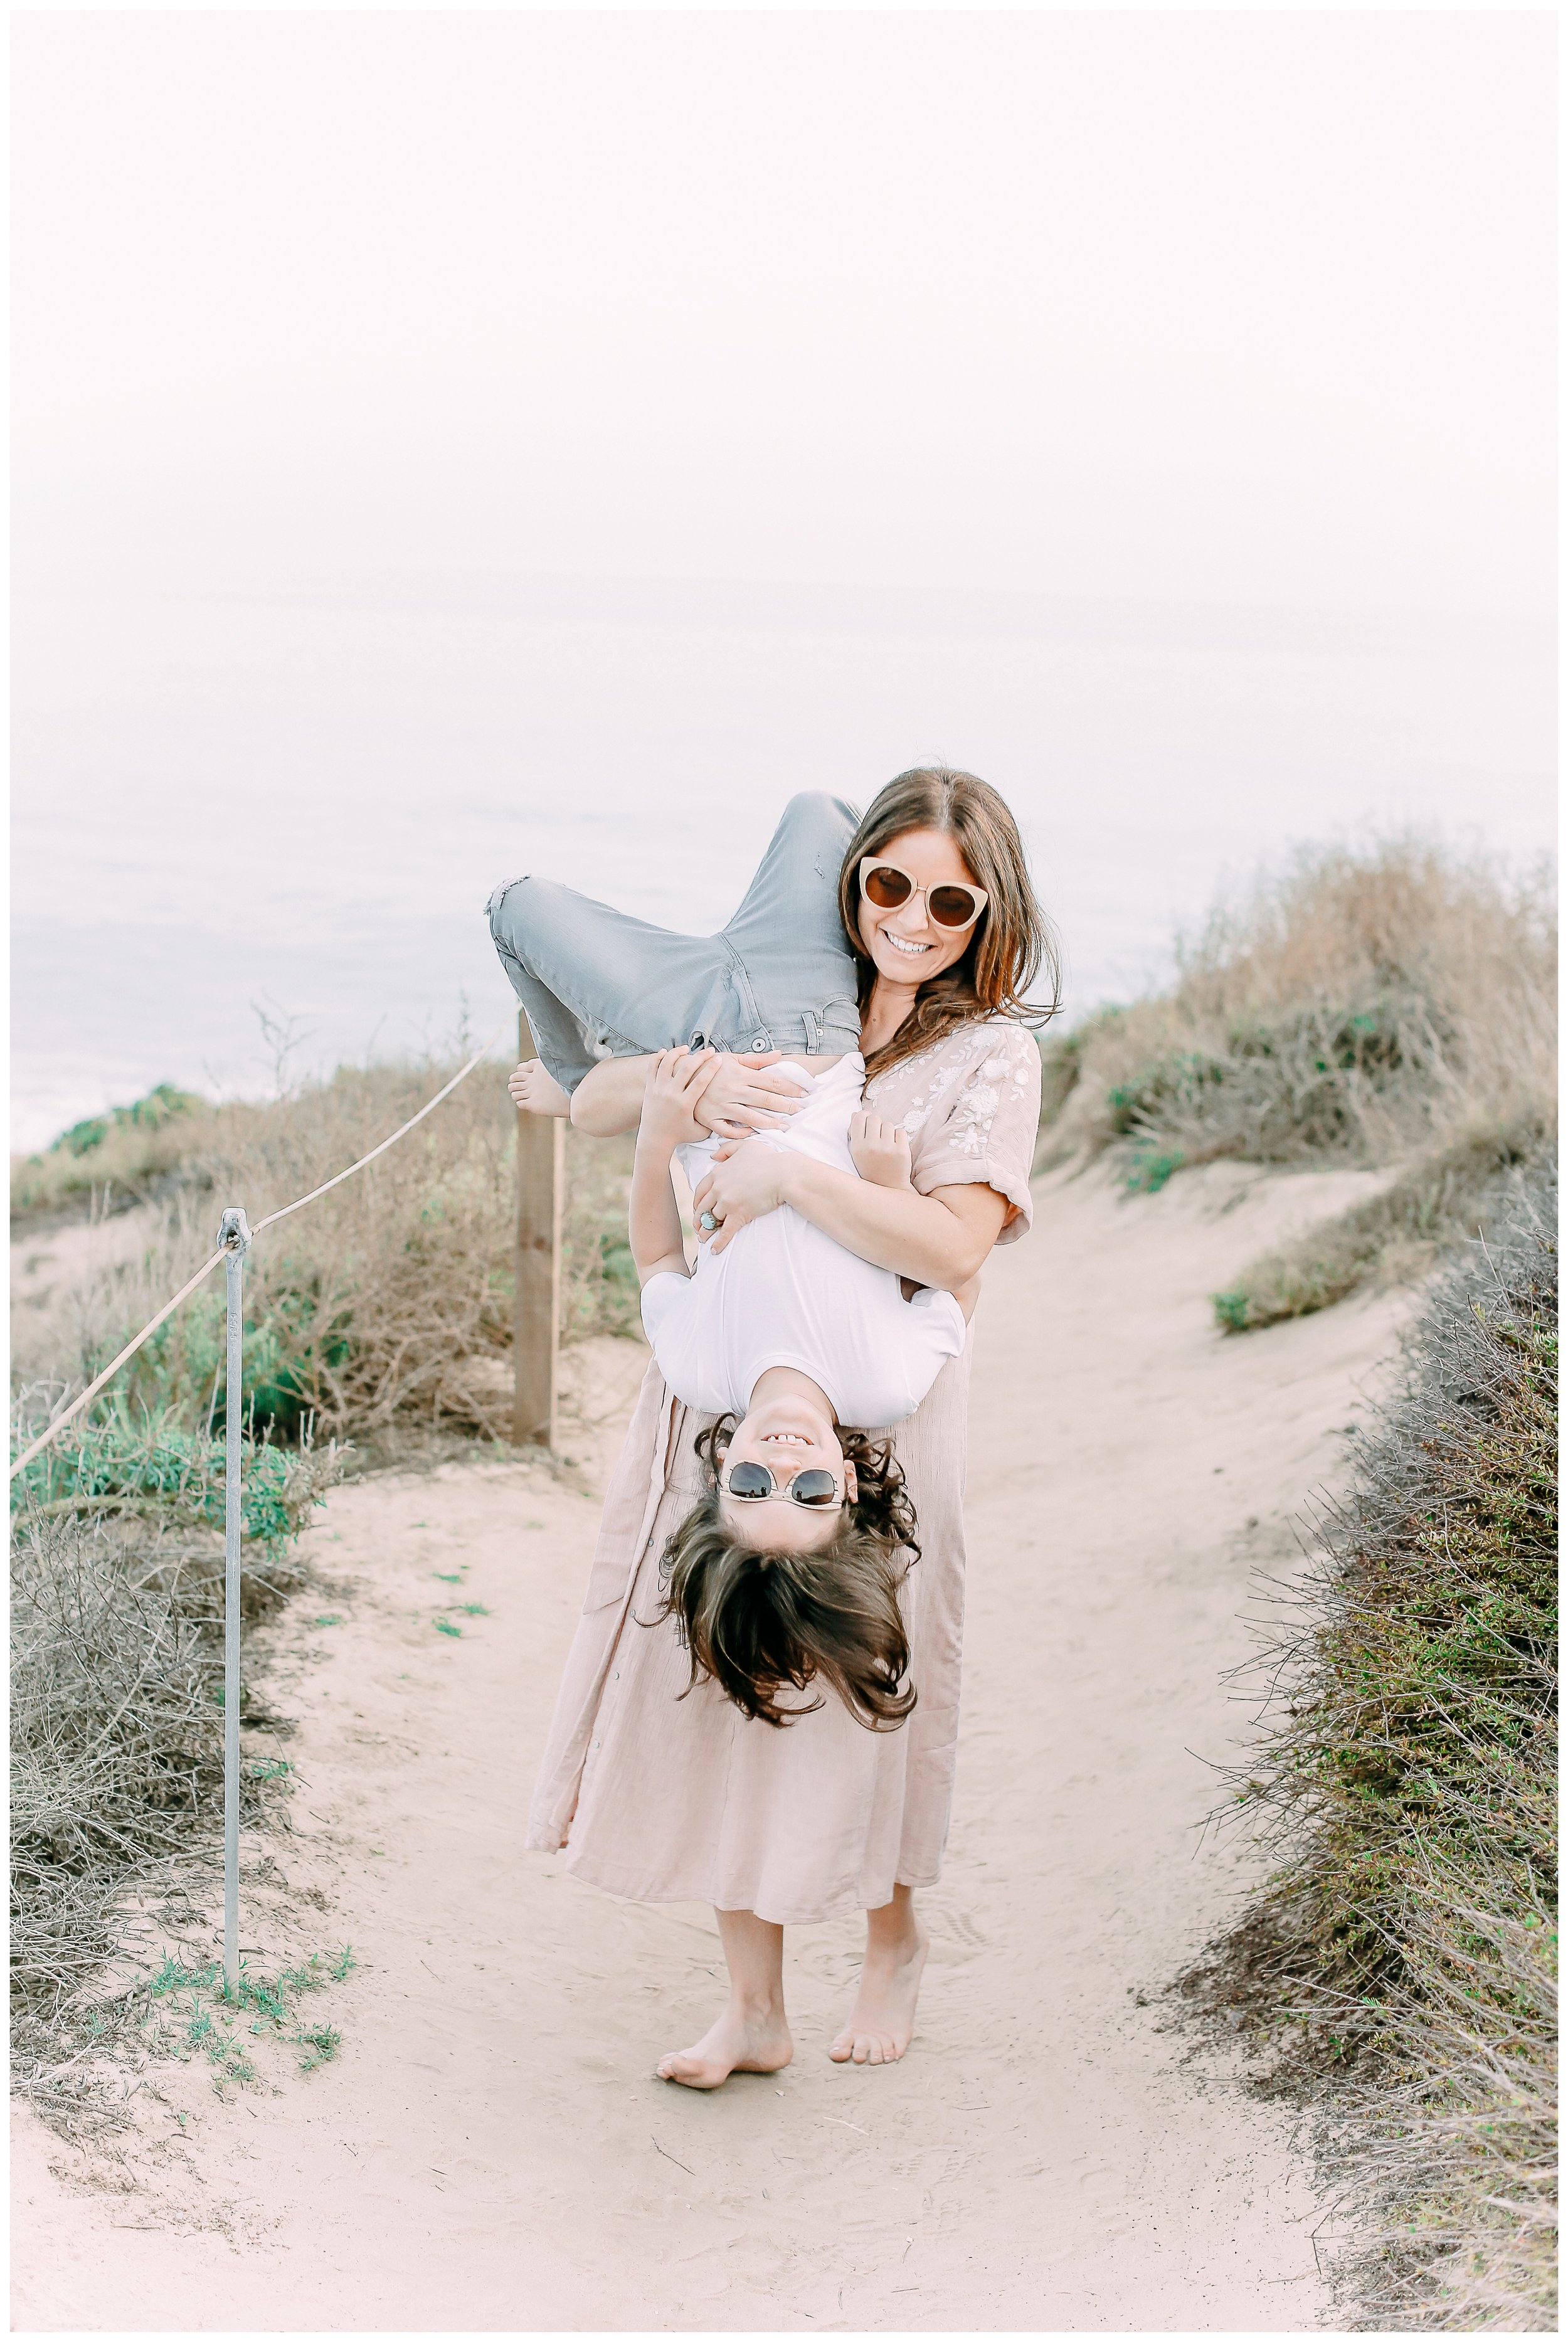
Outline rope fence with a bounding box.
[9,1005,552,1991]
[9,1016,516,1483]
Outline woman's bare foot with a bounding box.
[657,2001,793,2091]
[830,1890,928,2065]
[508,1060,571,1117]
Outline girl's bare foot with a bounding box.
[657,2001,792,2091]
[508,1060,571,1116]
[830,1892,928,2065]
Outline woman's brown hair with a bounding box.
[654,1418,920,1731]
[838,765,1062,1081]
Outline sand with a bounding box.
[12,1158,1412,2334]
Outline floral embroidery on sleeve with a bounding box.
[867,1024,1039,1161]
[862,1021,1041,1238]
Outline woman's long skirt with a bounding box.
[527,1338,972,1926]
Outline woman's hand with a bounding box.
[848,1110,913,1190]
[691,1139,790,1253]
[639,1047,721,1151]
[691,1052,808,1141]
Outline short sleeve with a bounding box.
[903,1023,1042,1243]
[638,1271,690,1349]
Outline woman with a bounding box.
[488,768,1056,2086]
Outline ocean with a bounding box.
[10,575,1554,1152]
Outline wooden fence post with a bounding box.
[512,1010,563,1448]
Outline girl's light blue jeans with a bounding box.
[485,792,864,1094]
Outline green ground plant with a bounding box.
[11,1407,334,1562]
[144,1946,356,2087]
[1190,1165,1557,2328]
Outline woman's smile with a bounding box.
[857,825,983,992]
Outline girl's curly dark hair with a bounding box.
[653,1416,921,1731]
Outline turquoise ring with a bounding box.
[698,1211,718,1232]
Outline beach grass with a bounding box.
[11,1059,639,1451]
[1192,1166,1557,2328]
[1210,1115,1552,1333]
[1039,835,1556,1320]
[1032,834,1558,2321]
[9,1084,215,1217]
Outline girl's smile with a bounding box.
[719,1372,859,1549]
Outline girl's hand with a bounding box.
[640,1047,719,1149]
[691,1139,789,1252]
[848,1110,913,1190]
[691,1052,808,1141]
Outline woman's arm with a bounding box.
[691,1143,1009,1290]
[571,1049,814,1140]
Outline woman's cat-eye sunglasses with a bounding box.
[859,857,988,932]
[721,1461,843,1509]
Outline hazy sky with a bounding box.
[9,9,1557,1148]
[14,9,1555,615]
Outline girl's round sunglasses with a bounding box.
[859,857,988,932]
[721,1460,843,1509]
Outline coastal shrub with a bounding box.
[1032,837,1556,1322]
[1212,1116,1554,1333]
[10,1084,213,1216]
[10,1409,334,1581]
[1101,997,1446,1165]
[10,1439,338,2126]
[11,1511,223,2098]
[7,1049,642,2123]
[1194,1162,1557,2327]
[1042,839,1556,1179]
[11,1059,644,1443]
[1036,1017,1099,1137]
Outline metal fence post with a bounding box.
[217,1205,252,1996]
[512,1010,562,1448]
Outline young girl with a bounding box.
[491,770,1054,2085]
[629,1041,977,1733]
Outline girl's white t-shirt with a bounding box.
[639,1054,967,1428]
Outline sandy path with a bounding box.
[14,1162,1408,2333]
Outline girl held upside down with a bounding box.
[627,1040,981,1741]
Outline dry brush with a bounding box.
[1194,1167,1557,2329]
[1037,837,1555,1318]
[10,1051,638,2121]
